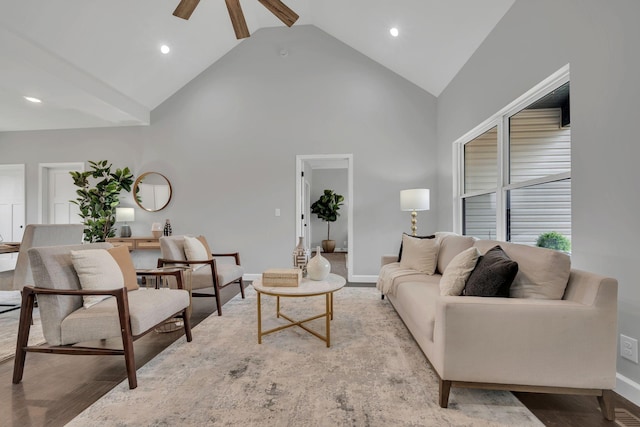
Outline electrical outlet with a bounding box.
[620,334,638,363]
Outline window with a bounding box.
[455,67,570,247]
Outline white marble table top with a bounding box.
[253,273,346,296]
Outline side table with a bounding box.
[136,266,193,332]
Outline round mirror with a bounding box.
[133,172,172,212]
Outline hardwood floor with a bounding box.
[1,262,639,426]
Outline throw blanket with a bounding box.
[376,262,425,297]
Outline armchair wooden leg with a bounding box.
[182,308,193,342]
[598,389,615,421]
[439,380,451,408]
[214,282,223,316]
[239,278,245,299]
[115,290,137,389]
[13,288,36,384]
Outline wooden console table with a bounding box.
[107,236,160,251]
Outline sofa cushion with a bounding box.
[474,240,571,300]
[464,245,518,297]
[71,249,124,309]
[398,233,435,261]
[399,233,439,275]
[435,232,476,274]
[440,247,480,296]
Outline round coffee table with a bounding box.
[253,273,346,347]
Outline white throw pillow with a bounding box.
[183,235,209,271]
[439,247,480,296]
[71,249,125,309]
[399,234,439,275]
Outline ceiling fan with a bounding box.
[173,0,299,39]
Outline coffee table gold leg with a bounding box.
[326,293,330,347]
[330,292,334,320]
[257,291,262,344]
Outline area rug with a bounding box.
[67,287,542,426]
[0,291,45,363]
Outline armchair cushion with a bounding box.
[196,235,214,260]
[107,245,139,291]
[60,287,189,345]
[183,236,210,271]
[71,249,124,308]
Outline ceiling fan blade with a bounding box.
[257,0,299,27]
[225,0,250,39]
[173,0,200,20]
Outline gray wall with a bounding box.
[0,25,438,278]
[436,0,640,399]
[310,169,348,250]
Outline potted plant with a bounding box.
[536,231,571,252]
[70,160,134,242]
[310,189,344,253]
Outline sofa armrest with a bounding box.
[432,296,617,389]
[381,254,398,267]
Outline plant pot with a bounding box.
[322,240,336,253]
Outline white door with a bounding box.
[40,163,83,224]
[0,164,25,260]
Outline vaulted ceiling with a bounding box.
[0,0,515,132]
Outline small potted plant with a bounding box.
[311,189,344,253]
[536,231,571,253]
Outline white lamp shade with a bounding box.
[400,189,430,211]
[115,207,135,222]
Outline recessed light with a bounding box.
[390,27,399,37]
[160,44,170,54]
[24,96,42,103]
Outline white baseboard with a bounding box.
[348,275,378,283]
[243,274,261,282]
[616,372,640,407]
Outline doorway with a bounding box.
[39,163,84,224]
[296,154,353,282]
[0,164,25,253]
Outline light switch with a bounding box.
[275,208,281,217]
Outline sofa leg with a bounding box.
[381,294,385,300]
[598,389,615,421]
[439,380,451,408]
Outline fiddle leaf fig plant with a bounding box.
[70,160,134,242]
[310,189,344,241]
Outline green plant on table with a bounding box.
[70,160,134,242]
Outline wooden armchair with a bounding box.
[159,235,245,315]
[13,243,192,390]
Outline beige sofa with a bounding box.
[377,232,618,420]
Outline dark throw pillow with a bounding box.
[398,232,436,261]
[463,245,518,297]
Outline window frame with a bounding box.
[453,65,570,241]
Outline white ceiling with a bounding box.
[0,0,515,132]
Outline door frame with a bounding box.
[0,163,26,249]
[38,162,84,224]
[296,154,353,282]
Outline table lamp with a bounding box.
[400,189,430,236]
[116,207,135,237]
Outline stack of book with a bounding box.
[262,268,302,287]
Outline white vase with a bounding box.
[307,246,331,281]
